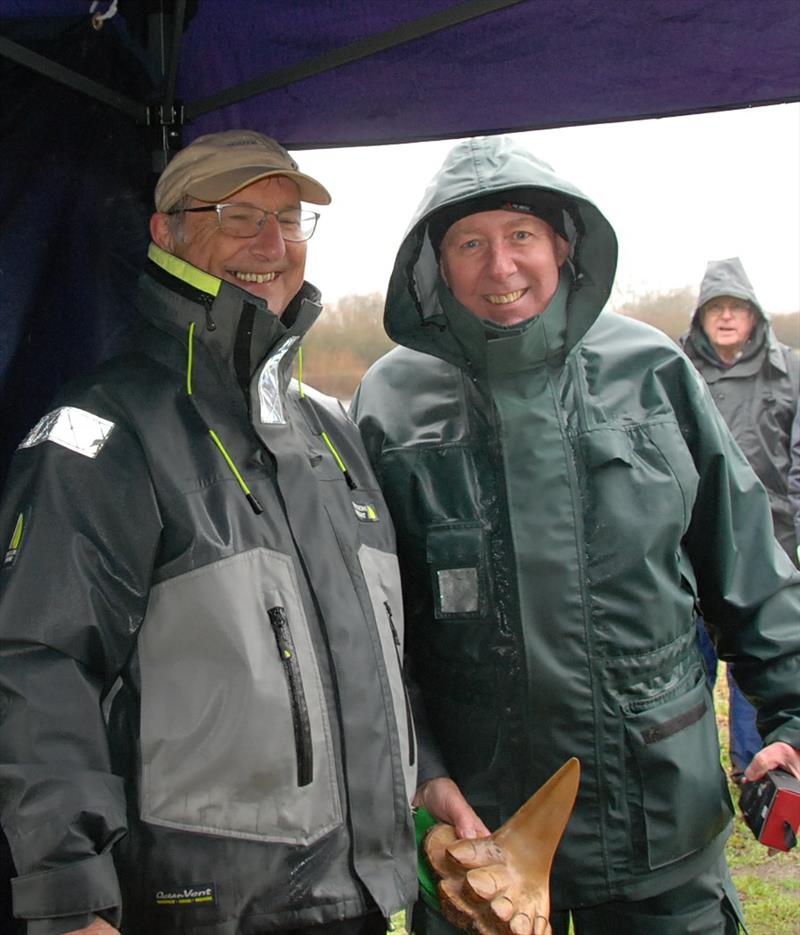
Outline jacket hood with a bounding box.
[693,256,766,322]
[384,135,618,369]
[685,256,771,367]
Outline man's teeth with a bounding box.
[485,289,525,305]
[233,271,277,283]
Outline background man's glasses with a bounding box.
[704,304,753,319]
[168,203,320,242]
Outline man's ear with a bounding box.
[150,212,175,253]
[439,257,450,288]
[555,234,570,266]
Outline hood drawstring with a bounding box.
[297,347,357,490]
[186,321,264,515]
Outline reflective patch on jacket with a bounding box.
[259,337,299,425]
[18,406,115,458]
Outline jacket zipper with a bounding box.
[383,601,416,766]
[198,291,217,331]
[268,606,313,787]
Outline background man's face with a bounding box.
[439,209,569,326]
[701,295,756,359]
[167,176,307,316]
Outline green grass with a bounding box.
[714,668,800,934]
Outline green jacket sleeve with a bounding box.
[679,358,800,749]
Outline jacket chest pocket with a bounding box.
[138,547,342,846]
[577,421,699,578]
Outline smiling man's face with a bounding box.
[439,209,570,326]
[154,175,307,317]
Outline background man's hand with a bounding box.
[744,741,800,782]
[414,777,491,839]
[64,920,120,935]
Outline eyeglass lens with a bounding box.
[704,303,751,319]
[218,205,318,241]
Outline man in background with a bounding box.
[682,257,800,782]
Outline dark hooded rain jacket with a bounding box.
[351,136,800,908]
[0,245,417,935]
[681,256,800,561]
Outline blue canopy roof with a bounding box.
[0,0,798,489]
[2,0,799,149]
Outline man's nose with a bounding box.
[250,214,286,258]
[487,242,516,278]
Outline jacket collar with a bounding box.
[140,243,322,390]
[428,265,572,375]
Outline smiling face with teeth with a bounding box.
[151,176,307,317]
[439,209,570,326]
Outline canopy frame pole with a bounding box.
[148,0,188,172]
[0,33,145,121]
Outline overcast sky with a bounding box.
[297,102,800,318]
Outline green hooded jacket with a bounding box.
[352,136,800,908]
[681,257,800,561]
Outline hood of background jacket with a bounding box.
[383,135,618,370]
[684,256,771,366]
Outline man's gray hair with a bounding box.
[165,194,193,245]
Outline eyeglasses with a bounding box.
[703,303,753,320]
[168,203,320,242]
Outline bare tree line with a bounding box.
[302,289,799,400]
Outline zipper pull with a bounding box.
[269,606,291,656]
[199,292,217,331]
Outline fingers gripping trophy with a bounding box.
[421,759,580,935]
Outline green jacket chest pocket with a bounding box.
[426,522,488,619]
[578,422,699,580]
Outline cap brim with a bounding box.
[188,166,331,205]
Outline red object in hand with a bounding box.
[739,769,800,852]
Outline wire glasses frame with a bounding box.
[168,203,320,242]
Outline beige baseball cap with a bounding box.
[154,129,331,212]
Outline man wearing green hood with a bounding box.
[681,257,800,790]
[351,137,800,934]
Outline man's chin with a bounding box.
[485,303,544,327]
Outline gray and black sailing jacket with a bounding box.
[0,245,417,935]
[681,256,800,561]
[352,136,800,909]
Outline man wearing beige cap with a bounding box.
[0,131,417,935]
